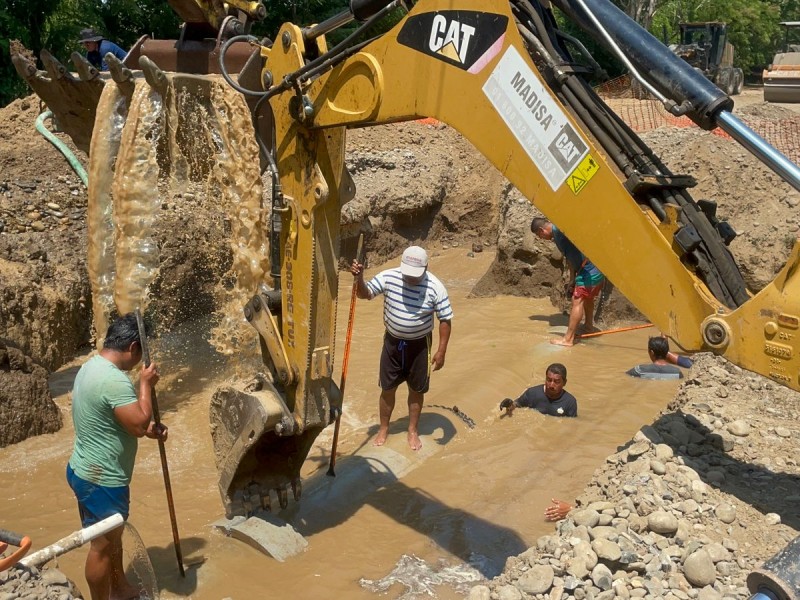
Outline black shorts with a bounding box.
[379,332,432,393]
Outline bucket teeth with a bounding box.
[277,486,289,510]
[106,54,136,99]
[261,491,272,512]
[10,45,103,153]
[10,52,38,81]
[140,56,168,94]
[71,52,100,81]
[40,49,76,82]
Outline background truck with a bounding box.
[670,22,744,95]
[763,21,800,102]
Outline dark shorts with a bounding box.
[380,332,432,393]
[66,463,130,527]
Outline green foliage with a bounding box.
[0,0,794,107]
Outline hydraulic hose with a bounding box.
[35,111,88,187]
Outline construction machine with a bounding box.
[763,21,800,102]
[11,0,800,577]
[669,22,744,96]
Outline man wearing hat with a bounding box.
[351,245,453,451]
[79,28,127,71]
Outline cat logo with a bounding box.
[428,15,475,64]
[398,11,508,72]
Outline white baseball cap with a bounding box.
[400,246,428,277]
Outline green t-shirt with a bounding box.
[68,355,139,487]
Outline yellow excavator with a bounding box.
[11,0,800,571]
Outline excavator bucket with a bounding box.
[11,29,327,518]
[209,376,313,518]
[10,36,258,153]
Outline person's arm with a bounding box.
[544,498,572,521]
[431,320,451,371]
[114,362,159,438]
[667,352,693,368]
[351,260,374,299]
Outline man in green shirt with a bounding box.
[66,313,166,600]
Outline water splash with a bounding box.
[359,554,485,598]
[87,83,127,343]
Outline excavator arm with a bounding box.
[209,0,800,517]
[257,0,800,391]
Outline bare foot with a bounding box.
[550,337,574,347]
[407,431,422,451]
[373,428,388,446]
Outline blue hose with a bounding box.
[35,111,89,187]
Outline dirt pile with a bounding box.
[0,341,61,447]
[471,353,800,600]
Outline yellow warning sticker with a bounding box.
[567,154,599,195]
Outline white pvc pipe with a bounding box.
[20,513,124,568]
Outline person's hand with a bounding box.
[431,350,446,371]
[141,361,159,388]
[499,398,515,416]
[145,422,168,442]
[544,498,572,521]
[350,259,364,278]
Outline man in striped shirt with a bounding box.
[351,246,453,451]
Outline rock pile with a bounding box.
[470,354,800,600]
[0,565,80,600]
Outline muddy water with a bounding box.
[0,249,679,599]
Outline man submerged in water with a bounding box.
[626,336,693,380]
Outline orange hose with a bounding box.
[579,323,653,339]
[0,536,31,572]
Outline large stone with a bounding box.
[516,564,554,595]
[655,444,674,461]
[497,584,523,600]
[592,538,622,563]
[648,511,679,535]
[468,585,491,600]
[683,549,717,587]
[573,509,601,528]
[714,503,737,524]
[726,420,751,437]
[591,563,614,591]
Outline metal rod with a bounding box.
[134,309,185,578]
[327,233,365,477]
[716,109,800,193]
[303,10,355,42]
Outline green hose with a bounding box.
[35,110,89,187]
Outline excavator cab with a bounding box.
[763,21,800,102]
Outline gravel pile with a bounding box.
[0,564,80,600]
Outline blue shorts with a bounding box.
[66,463,129,527]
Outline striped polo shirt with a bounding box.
[366,268,453,340]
